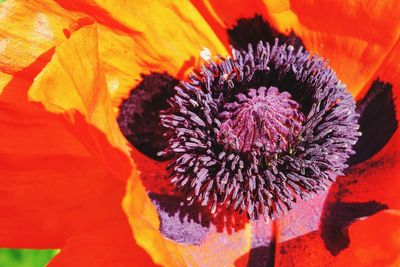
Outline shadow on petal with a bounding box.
[150,193,248,239]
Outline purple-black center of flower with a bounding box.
[158,40,360,220]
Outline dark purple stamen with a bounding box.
[349,79,397,165]
[159,40,360,220]
[118,73,178,160]
[227,14,304,51]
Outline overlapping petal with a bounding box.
[0,0,227,110]
[0,21,157,265]
[28,20,131,177]
[0,0,79,75]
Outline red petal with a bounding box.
[337,210,400,266]
[276,231,335,266]
[0,23,131,249]
[0,100,129,247]
[48,222,158,267]
[331,39,400,209]
[276,210,400,266]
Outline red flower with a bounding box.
[0,0,399,266]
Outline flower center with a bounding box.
[218,86,304,154]
[158,40,360,220]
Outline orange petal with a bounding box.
[27,21,131,179]
[359,36,400,109]
[48,222,158,267]
[262,0,400,96]
[191,1,400,96]
[53,0,228,106]
[190,0,271,48]
[0,0,79,75]
[0,22,131,250]
[194,0,269,28]
[1,0,225,110]
[123,177,252,266]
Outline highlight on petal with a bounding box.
[261,0,400,96]
[1,0,226,110]
[28,21,131,175]
[194,0,269,28]
[53,0,228,106]
[0,0,81,74]
[0,72,12,96]
[0,1,123,101]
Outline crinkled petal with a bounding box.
[52,0,228,106]
[0,0,79,75]
[0,22,132,253]
[28,21,131,178]
[0,0,227,109]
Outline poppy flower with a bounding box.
[0,0,399,266]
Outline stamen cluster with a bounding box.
[159,40,360,220]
